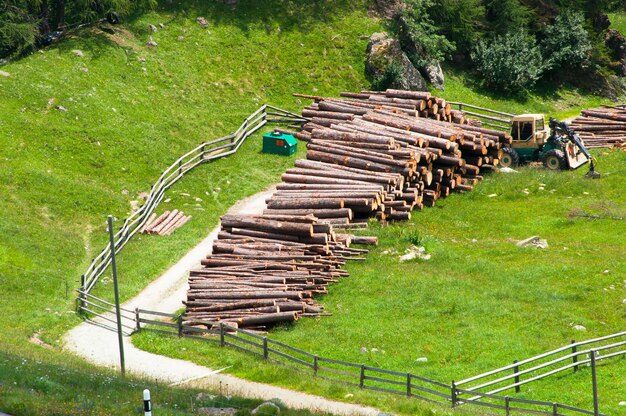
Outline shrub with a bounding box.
[541,10,591,71]
[0,2,38,58]
[372,61,406,91]
[471,30,544,92]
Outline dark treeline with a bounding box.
[0,0,155,58]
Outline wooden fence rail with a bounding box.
[449,101,514,131]
[117,305,615,416]
[78,105,304,295]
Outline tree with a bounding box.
[428,0,485,56]
[541,10,591,71]
[483,0,533,34]
[471,30,544,92]
[396,0,454,67]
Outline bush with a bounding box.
[541,10,591,71]
[471,30,544,92]
[428,0,485,55]
[372,61,405,91]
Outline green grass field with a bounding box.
[1,1,625,414]
[135,150,626,415]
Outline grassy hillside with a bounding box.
[1,0,623,414]
[0,1,381,414]
[135,150,626,415]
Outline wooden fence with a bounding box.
[76,292,623,416]
[78,105,306,295]
[449,102,514,132]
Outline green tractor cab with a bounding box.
[500,114,590,171]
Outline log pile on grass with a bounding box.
[571,106,626,148]
[183,89,513,332]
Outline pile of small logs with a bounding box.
[183,89,513,332]
[571,106,626,148]
[142,210,192,235]
[182,214,372,333]
[296,89,470,125]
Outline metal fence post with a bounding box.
[263,337,268,359]
[219,323,225,347]
[572,340,578,372]
[108,215,125,377]
[591,350,599,416]
[451,381,457,407]
[359,365,365,388]
[513,360,521,392]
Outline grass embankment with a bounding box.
[135,149,626,415]
[0,1,380,413]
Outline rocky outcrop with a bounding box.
[605,29,626,76]
[365,32,427,91]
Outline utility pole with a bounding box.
[108,215,126,377]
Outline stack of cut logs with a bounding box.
[571,106,626,148]
[182,214,372,333]
[142,210,192,235]
[183,89,513,332]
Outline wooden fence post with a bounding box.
[513,360,521,392]
[572,340,578,372]
[313,355,318,376]
[219,323,225,347]
[406,373,411,397]
[135,308,140,332]
[263,337,268,359]
[451,380,457,407]
[359,365,365,388]
[177,315,183,337]
[552,402,558,416]
[505,396,510,416]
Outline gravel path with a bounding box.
[63,186,383,416]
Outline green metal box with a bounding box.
[262,131,297,156]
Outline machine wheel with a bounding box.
[500,147,520,168]
[542,149,567,170]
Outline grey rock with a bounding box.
[365,32,427,91]
[55,105,68,112]
[72,49,84,57]
[360,347,368,353]
[251,401,280,415]
[147,40,157,48]
[573,325,586,331]
[0,70,11,77]
[197,16,209,27]
[424,62,444,90]
[516,236,548,249]
[196,408,237,416]
[159,23,165,29]
[148,24,158,32]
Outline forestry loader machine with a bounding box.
[499,114,600,178]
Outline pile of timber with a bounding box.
[571,106,626,148]
[182,214,373,333]
[183,89,513,332]
[142,210,192,235]
[295,89,471,125]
